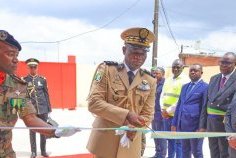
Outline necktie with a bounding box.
[219,76,226,89]
[127,71,135,85]
[187,82,195,95]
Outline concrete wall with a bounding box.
[165,66,220,83]
[76,64,97,107]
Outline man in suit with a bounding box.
[151,66,167,158]
[225,96,236,158]
[200,52,236,158]
[86,27,156,158]
[171,64,208,158]
[24,58,52,158]
[224,53,236,158]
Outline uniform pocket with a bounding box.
[107,85,127,106]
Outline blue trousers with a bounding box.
[152,119,167,158]
[163,117,182,158]
[181,138,203,158]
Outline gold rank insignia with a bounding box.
[139,28,149,42]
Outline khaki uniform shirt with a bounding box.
[86,62,156,158]
[0,75,36,158]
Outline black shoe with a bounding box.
[41,152,49,157]
[30,152,37,158]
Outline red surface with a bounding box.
[49,154,93,158]
[16,60,76,109]
[68,56,76,63]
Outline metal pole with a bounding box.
[152,0,159,66]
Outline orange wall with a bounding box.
[16,60,76,109]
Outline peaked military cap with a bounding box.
[121,27,155,47]
[0,30,21,51]
[25,58,40,66]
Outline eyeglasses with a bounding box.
[219,60,234,66]
[126,44,150,52]
[172,66,182,69]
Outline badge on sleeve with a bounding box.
[94,71,103,82]
[137,80,150,91]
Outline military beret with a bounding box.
[25,58,40,66]
[0,30,21,51]
[121,27,155,47]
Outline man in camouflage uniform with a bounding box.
[86,27,156,158]
[0,30,78,158]
[24,58,52,157]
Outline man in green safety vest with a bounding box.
[160,59,189,158]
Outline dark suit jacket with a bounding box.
[172,80,208,131]
[199,70,236,129]
[154,78,165,120]
[225,94,236,132]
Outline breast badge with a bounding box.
[9,98,26,114]
[137,80,150,91]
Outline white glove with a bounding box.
[115,126,130,148]
[227,135,236,140]
[120,133,130,148]
[55,126,81,137]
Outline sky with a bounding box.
[1,0,236,67]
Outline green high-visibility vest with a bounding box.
[162,76,184,116]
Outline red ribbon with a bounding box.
[0,71,6,85]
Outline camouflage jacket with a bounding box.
[0,74,36,158]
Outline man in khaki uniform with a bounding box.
[87,27,156,158]
[0,30,78,158]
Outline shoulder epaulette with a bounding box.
[140,69,152,76]
[104,61,119,66]
[10,74,27,84]
[117,63,125,71]
[103,61,125,71]
[38,75,46,80]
